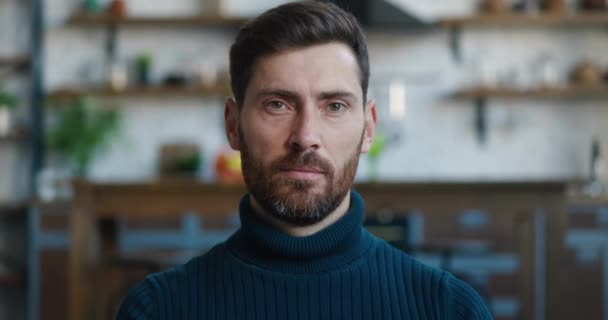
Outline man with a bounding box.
[118,1,492,319]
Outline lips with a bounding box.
[282,167,324,174]
[279,166,325,180]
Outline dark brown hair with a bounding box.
[229,1,369,107]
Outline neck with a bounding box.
[227,189,373,274]
[249,192,351,237]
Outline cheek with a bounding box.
[324,123,364,167]
[241,115,289,163]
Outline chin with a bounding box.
[277,175,323,190]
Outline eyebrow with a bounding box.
[255,89,300,103]
[255,88,358,103]
[317,90,357,102]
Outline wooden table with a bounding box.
[68,180,568,320]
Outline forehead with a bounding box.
[246,42,363,102]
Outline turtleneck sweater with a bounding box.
[117,190,493,319]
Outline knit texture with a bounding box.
[117,190,493,319]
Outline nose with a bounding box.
[288,107,321,152]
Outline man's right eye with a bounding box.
[267,101,287,110]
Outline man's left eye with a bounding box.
[327,103,346,112]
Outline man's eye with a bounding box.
[268,101,287,110]
[327,103,345,112]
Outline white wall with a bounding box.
[33,0,608,186]
[0,0,31,203]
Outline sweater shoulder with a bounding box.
[442,273,493,320]
[116,262,192,320]
[116,276,158,320]
[146,243,226,292]
[373,239,492,319]
[116,244,226,319]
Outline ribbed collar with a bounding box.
[226,190,374,274]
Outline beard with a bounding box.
[239,127,363,227]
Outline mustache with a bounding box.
[272,151,333,175]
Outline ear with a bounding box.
[224,97,241,150]
[360,99,377,154]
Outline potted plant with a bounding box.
[83,0,101,13]
[134,53,152,86]
[367,133,386,182]
[0,91,17,137]
[158,143,203,179]
[47,97,120,177]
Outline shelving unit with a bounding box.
[0,196,28,289]
[454,84,608,145]
[47,83,232,101]
[0,55,30,68]
[46,13,242,104]
[64,180,567,320]
[67,13,248,28]
[0,271,23,289]
[65,12,608,29]
[27,1,45,320]
[438,13,608,61]
[0,201,28,215]
[454,85,608,99]
[0,1,42,319]
[0,130,28,143]
[441,12,608,144]
[439,12,608,28]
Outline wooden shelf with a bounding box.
[69,12,608,29]
[47,83,232,101]
[454,85,608,100]
[0,201,28,218]
[454,85,608,143]
[67,13,248,28]
[0,129,29,143]
[0,271,23,288]
[568,193,608,206]
[439,12,608,28]
[0,55,29,68]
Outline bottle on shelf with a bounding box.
[585,136,607,197]
[109,0,127,18]
[108,59,128,91]
[0,92,17,137]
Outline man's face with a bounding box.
[225,42,377,226]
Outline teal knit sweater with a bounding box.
[117,190,493,319]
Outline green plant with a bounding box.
[173,153,202,174]
[0,91,17,109]
[47,97,120,177]
[135,53,152,69]
[135,53,152,85]
[83,0,101,13]
[367,132,387,182]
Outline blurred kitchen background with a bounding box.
[1,0,608,319]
